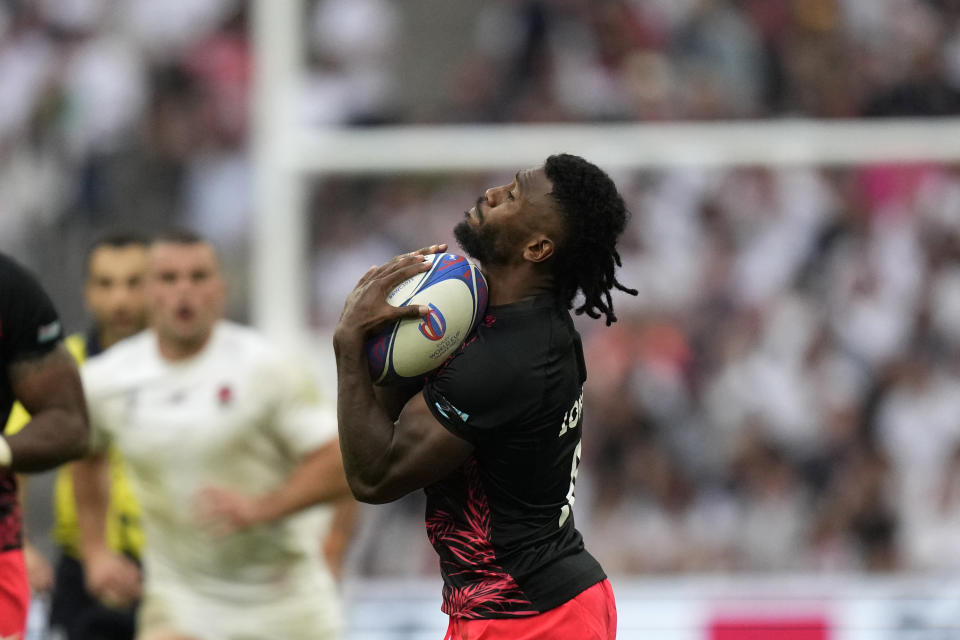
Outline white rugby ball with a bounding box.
[366,253,488,384]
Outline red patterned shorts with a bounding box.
[444,579,617,640]
[0,549,29,638]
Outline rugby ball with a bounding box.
[366,253,488,384]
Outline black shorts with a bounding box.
[49,553,138,640]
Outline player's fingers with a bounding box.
[121,566,143,599]
[393,304,430,321]
[353,255,416,292]
[378,257,432,292]
[100,591,122,608]
[103,577,136,606]
[376,252,429,281]
[413,243,447,256]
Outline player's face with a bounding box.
[85,245,149,347]
[146,242,225,349]
[455,166,555,266]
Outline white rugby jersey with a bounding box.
[82,321,340,633]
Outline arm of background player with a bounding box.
[16,475,54,592]
[323,496,360,579]
[19,478,55,592]
[72,453,142,606]
[195,439,352,536]
[333,248,474,505]
[5,344,88,471]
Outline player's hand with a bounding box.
[194,486,265,537]
[334,244,447,345]
[83,546,142,608]
[23,540,54,592]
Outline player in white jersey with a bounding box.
[72,230,350,640]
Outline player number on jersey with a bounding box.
[558,440,582,528]
[558,391,583,437]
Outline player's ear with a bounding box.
[523,233,555,263]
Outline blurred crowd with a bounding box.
[447,0,960,122]
[3,0,960,577]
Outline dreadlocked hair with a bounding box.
[544,153,638,326]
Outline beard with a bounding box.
[454,218,514,266]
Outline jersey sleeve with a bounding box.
[5,335,86,436]
[271,362,337,458]
[0,255,63,365]
[422,350,539,443]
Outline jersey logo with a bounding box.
[435,395,469,422]
[435,254,465,272]
[37,320,60,343]
[419,304,446,341]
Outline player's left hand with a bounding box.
[194,486,266,537]
[334,244,447,345]
[23,540,54,592]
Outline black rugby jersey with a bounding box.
[422,294,605,619]
[0,253,63,551]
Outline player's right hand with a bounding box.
[83,546,142,608]
[23,540,54,592]
[334,245,447,343]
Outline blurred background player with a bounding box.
[0,252,90,638]
[5,233,151,639]
[334,154,634,639]
[73,229,351,640]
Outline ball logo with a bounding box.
[419,303,446,341]
[435,254,465,273]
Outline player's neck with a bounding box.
[98,327,121,350]
[156,329,214,362]
[484,264,554,306]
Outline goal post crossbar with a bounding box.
[289,118,960,173]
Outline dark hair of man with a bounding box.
[544,153,638,326]
[84,231,150,275]
[152,227,207,246]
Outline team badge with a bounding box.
[217,384,233,406]
[37,320,60,343]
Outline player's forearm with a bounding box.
[333,332,401,501]
[5,409,88,472]
[253,441,350,523]
[72,454,112,557]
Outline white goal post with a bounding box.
[251,0,960,347]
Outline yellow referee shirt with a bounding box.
[5,333,144,559]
